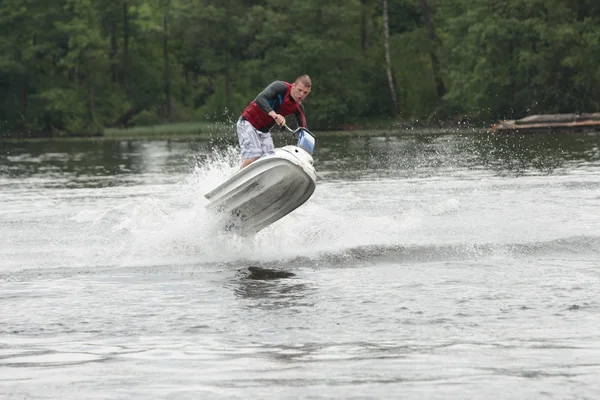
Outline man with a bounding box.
[237,75,311,168]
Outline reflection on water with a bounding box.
[2,131,600,182]
[233,276,315,311]
[0,139,212,179]
[473,134,567,176]
[314,131,600,179]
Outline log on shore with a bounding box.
[491,113,600,134]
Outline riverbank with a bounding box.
[104,120,482,139]
[104,121,232,140]
[2,120,485,142]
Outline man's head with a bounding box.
[290,75,312,103]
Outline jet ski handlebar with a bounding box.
[283,124,315,155]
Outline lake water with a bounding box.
[1,130,600,399]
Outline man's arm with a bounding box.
[294,103,307,128]
[254,81,288,115]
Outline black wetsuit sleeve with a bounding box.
[294,103,307,127]
[254,81,288,114]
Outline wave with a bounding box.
[4,146,598,279]
[237,235,600,269]
[3,236,597,283]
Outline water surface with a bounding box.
[1,131,600,399]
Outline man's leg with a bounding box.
[239,132,274,168]
[259,132,274,154]
[236,118,264,169]
[240,157,260,169]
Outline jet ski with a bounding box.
[204,126,317,235]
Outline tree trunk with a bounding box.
[224,0,232,111]
[225,67,232,110]
[89,81,95,121]
[163,1,171,121]
[122,1,129,86]
[18,44,29,124]
[419,0,446,98]
[113,105,146,127]
[361,0,368,56]
[383,0,398,114]
[110,17,118,83]
[22,75,28,119]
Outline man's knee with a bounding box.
[240,157,260,169]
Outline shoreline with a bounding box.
[1,121,488,142]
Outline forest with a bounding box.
[1,0,600,136]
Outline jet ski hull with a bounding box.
[204,145,316,235]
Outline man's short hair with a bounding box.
[295,75,312,87]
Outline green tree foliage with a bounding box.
[1,0,600,136]
[439,0,600,120]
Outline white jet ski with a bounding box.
[204,126,317,235]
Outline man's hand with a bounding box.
[269,112,286,126]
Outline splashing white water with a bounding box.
[77,145,421,269]
[12,142,573,273]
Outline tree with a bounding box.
[419,0,445,98]
[383,0,398,114]
[439,0,600,121]
[2,0,600,135]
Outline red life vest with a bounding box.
[242,82,305,131]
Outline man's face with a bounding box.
[291,82,311,103]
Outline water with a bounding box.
[1,131,600,399]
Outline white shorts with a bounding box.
[236,118,274,159]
